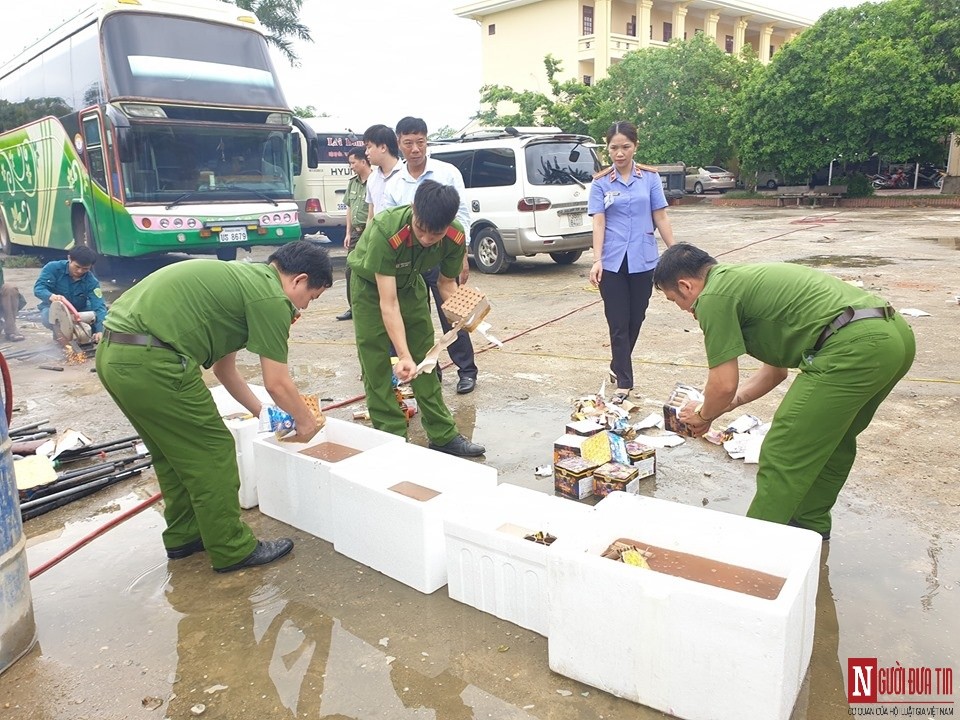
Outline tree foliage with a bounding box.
[731,0,960,178]
[591,34,754,165]
[224,0,312,66]
[474,55,597,135]
[0,98,72,133]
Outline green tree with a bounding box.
[291,105,330,118]
[591,34,755,166]
[224,0,312,66]
[429,125,458,140]
[0,97,73,132]
[474,55,599,135]
[730,0,960,180]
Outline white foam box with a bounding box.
[547,491,821,720]
[253,417,403,543]
[444,483,592,636]
[331,442,498,594]
[209,384,274,509]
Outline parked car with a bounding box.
[429,127,600,273]
[685,166,736,194]
[755,170,783,190]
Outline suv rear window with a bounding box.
[525,142,598,186]
[431,147,517,188]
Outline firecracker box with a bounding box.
[441,285,491,331]
[663,383,705,437]
[565,419,605,437]
[625,441,657,480]
[593,462,640,497]
[553,432,611,467]
[554,456,601,500]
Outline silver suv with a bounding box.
[429,127,600,273]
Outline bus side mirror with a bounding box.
[307,137,320,169]
[116,128,133,163]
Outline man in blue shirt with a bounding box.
[34,246,108,343]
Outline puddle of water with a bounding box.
[11,404,959,720]
[787,255,896,268]
[916,237,960,250]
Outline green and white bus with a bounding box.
[0,0,310,259]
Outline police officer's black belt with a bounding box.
[103,329,176,352]
[813,305,895,352]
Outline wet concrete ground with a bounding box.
[2,204,959,719]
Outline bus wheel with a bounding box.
[216,246,238,261]
[0,216,20,256]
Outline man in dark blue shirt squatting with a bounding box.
[34,245,108,344]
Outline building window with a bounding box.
[694,28,703,35]
[725,35,734,53]
[583,75,592,86]
[770,44,775,57]
[488,24,496,35]
[626,15,636,36]
[663,22,672,42]
[582,5,594,35]
[649,25,653,40]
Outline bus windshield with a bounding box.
[121,123,293,203]
[102,13,286,108]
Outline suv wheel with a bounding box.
[549,250,582,265]
[693,182,704,195]
[473,227,510,274]
[766,179,778,190]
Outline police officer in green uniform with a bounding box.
[654,243,915,540]
[348,180,485,457]
[96,241,333,572]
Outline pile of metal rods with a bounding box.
[17,430,153,521]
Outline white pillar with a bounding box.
[672,3,689,41]
[704,11,720,41]
[595,0,612,79]
[637,0,653,49]
[759,23,773,63]
[733,17,748,55]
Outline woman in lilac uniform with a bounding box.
[588,121,675,399]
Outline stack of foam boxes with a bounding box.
[209,384,274,509]
[443,483,592,636]
[329,442,498,593]
[253,417,404,543]
[546,491,822,720]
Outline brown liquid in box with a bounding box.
[607,537,786,600]
[298,442,361,463]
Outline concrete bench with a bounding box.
[809,184,847,207]
[776,185,810,207]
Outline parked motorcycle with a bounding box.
[914,163,946,189]
[872,168,910,189]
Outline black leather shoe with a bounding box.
[214,538,294,573]
[456,377,476,394]
[166,537,205,560]
[336,309,353,321]
[428,434,485,457]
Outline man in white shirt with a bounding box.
[382,117,478,395]
[363,124,402,220]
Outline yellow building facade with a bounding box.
[455,0,812,91]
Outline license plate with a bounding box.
[219,228,247,243]
[337,203,347,211]
[568,213,583,227]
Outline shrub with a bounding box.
[838,173,874,198]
